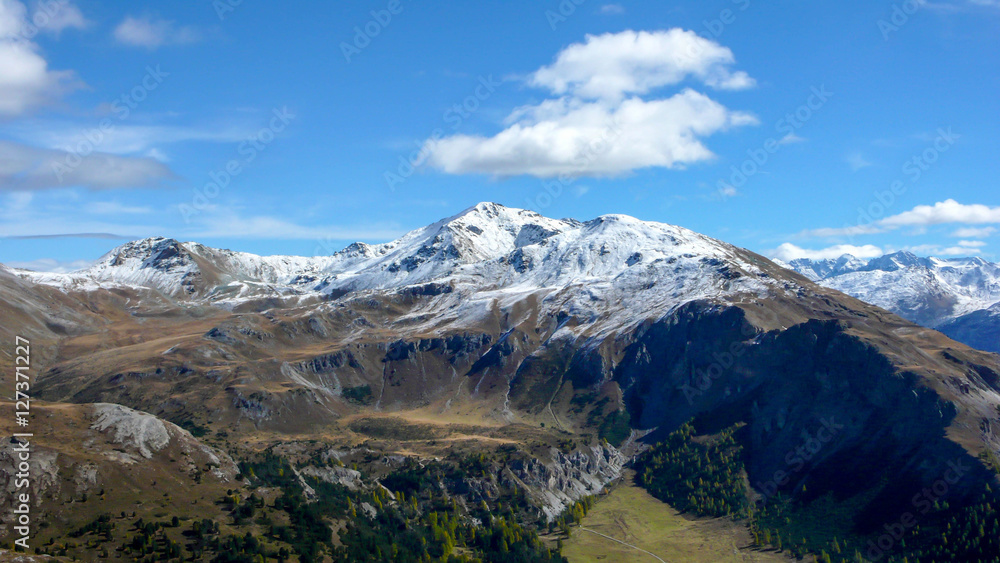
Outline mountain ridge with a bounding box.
[782,250,1000,351]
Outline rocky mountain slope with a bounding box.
[2,203,999,555]
[781,251,1000,351]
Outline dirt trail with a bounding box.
[577,526,667,563]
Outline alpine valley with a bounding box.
[2,203,999,562]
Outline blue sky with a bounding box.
[1,0,999,271]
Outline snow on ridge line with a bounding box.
[783,251,1000,324]
[15,203,773,302]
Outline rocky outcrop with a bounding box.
[299,465,363,490]
[91,403,171,459]
[507,444,626,521]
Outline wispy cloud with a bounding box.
[113,15,200,49]
[5,257,96,272]
[599,4,625,15]
[846,152,872,171]
[903,243,982,256]
[951,226,996,238]
[83,201,153,215]
[13,120,259,155]
[183,212,404,241]
[0,140,177,191]
[5,232,127,240]
[779,132,806,145]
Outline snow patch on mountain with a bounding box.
[14,203,782,326]
[783,251,1000,328]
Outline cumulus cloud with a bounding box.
[529,29,755,100]
[771,243,885,262]
[425,90,756,177]
[422,29,757,178]
[0,0,82,117]
[802,200,1000,238]
[880,199,1000,227]
[0,140,177,191]
[113,15,199,49]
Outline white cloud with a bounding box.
[957,240,987,248]
[113,15,199,49]
[0,140,177,191]
[802,200,1000,238]
[846,152,872,171]
[881,199,1000,227]
[778,132,806,145]
[903,244,981,256]
[716,184,738,199]
[16,121,257,155]
[29,0,88,36]
[771,243,885,262]
[804,224,886,238]
[424,89,756,177]
[422,29,757,179]
[0,0,82,117]
[184,212,404,241]
[951,226,996,238]
[84,201,152,215]
[529,29,755,101]
[599,4,625,14]
[5,257,95,272]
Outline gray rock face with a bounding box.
[91,403,171,459]
[508,444,626,521]
[299,465,363,490]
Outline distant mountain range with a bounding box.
[2,203,998,560]
[778,251,1000,352]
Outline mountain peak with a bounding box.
[863,251,929,272]
[100,237,186,268]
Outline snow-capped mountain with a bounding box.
[6,202,1000,542]
[13,203,782,329]
[783,251,1000,351]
